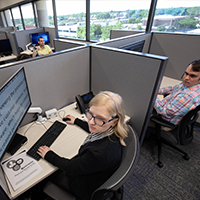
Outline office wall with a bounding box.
[110,30,144,39]
[91,45,168,142]
[149,32,200,80]
[54,39,86,52]
[0,46,90,125]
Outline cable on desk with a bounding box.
[59,101,74,110]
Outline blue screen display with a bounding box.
[30,32,50,45]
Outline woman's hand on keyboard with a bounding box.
[37,146,51,158]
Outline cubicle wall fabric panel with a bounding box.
[54,39,86,52]
[149,32,200,80]
[44,27,56,48]
[96,33,151,50]
[0,46,90,125]
[91,46,167,141]
[110,30,144,40]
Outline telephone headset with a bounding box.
[75,91,119,118]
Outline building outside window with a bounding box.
[152,0,200,34]
[21,3,36,29]
[4,9,13,27]
[90,0,151,42]
[11,7,23,30]
[55,0,86,40]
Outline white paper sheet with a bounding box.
[1,149,42,191]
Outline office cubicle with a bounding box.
[0,43,167,143]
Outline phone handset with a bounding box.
[75,95,86,114]
[75,91,94,114]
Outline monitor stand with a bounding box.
[7,134,27,155]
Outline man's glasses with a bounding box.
[85,110,118,127]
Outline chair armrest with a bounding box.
[43,181,76,200]
[150,116,175,129]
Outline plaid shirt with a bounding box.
[154,83,200,125]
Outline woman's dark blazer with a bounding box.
[45,118,122,200]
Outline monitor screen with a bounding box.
[119,40,145,52]
[0,39,12,56]
[0,67,31,161]
[30,32,50,45]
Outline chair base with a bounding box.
[157,137,190,168]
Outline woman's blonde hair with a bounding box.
[89,91,128,146]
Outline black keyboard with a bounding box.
[27,120,67,161]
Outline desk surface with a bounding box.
[161,76,181,88]
[5,103,88,199]
[0,55,17,62]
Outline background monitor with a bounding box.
[0,67,31,161]
[30,32,50,45]
[0,39,12,56]
[119,40,145,52]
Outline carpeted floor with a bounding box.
[123,128,200,200]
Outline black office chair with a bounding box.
[150,105,200,168]
[43,125,140,200]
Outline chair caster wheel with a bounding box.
[157,161,163,168]
[183,154,190,160]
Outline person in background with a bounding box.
[154,59,200,125]
[32,37,53,57]
[37,91,128,200]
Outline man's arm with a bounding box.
[154,93,196,122]
[32,51,37,57]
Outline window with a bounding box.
[55,0,86,40]
[21,3,36,29]
[154,0,200,34]
[90,0,151,42]
[11,7,23,30]
[4,9,13,27]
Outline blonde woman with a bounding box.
[38,91,128,200]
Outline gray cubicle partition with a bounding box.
[110,30,144,40]
[90,45,168,143]
[0,32,6,39]
[54,38,86,52]
[44,27,56,48]
[148,32,200,80]
[0,46,90,125]
[96,33,151,53]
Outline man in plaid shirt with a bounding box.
[154,59,200,125]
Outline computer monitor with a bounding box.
[0,39,12,56]
[29,32,50,45]
[119,40,145,52]
[0,67,31,161]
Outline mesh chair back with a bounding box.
[178,105,200,145]
[91,125,140,200]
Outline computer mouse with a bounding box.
[63,117,70,122]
